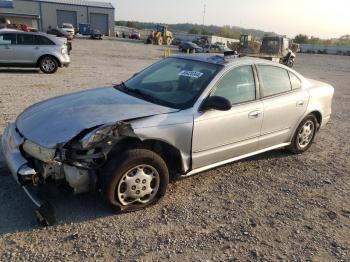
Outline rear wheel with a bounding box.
[103,149,169,212]
[39,56,58,74]
[166,37,172,46]
[288,114,317,153]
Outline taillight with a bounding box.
[61,47,67,55]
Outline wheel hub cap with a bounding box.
[298,120,315,149]
[43,59,55,72]
[117,165,160,206]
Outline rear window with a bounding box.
[0,33,16,45]
[289,71,302,90]
[35,35,55,45]
[258,65,292,97]
[17,34,35,45]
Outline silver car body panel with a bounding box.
[16,87,179,148]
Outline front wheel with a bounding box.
[103,149,169,212]
[288,114,317,153]
[39,56,58,74]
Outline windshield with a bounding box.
[118,58,222,109]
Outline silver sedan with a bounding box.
[1,54,334,225]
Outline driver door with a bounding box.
[192,65,263,169]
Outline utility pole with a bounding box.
[202,1,206,26]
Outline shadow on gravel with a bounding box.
[0,174,112,235]
[0,145,291,235]
[0,68,40,74]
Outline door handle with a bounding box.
[34,46,39,50]
[296,100,304,107]
[248,111,261,119]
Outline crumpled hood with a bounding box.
[16,87,177,148]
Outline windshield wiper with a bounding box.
[114,83,166,106]
[113,81,129,92]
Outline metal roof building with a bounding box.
[0,0,115,35]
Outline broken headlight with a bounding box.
[75,125,116,150]
[22,140,56,163]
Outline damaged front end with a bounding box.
[2,121,136,225]
[27,121,135,193]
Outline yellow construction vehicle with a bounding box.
[146,25,173,45]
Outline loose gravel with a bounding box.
[0,38,349,261]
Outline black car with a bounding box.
[179,42,203,53]
[90,29,103,40]
[47,28,73,40]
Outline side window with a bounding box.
[17,34,35,45]
[258,66,292,97]
[35,35,55,45]
[211,66,256,105]
[0,34,16,45]
[289,71,301,90]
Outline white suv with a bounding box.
[0,29,70,73]
[60,23,75,36]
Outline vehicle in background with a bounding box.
[179,41,203,53]
[246,36,296,68]
[47,28,73,40]
[60,23,75,36]
[229,34,262,54]
[172,38,182,46]
[0,29,70,73]
[145,25,173,45]
[1,54,334,225]
[193,36,209,47]
[129,31,141,40]
[90,29,103,40]
[204,44,232,53]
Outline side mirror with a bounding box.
[200,96,232,112]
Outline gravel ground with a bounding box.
[0,39,349,261]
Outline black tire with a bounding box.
[39,56,58,74]
[288,114,318,154]
[103,149,169,212]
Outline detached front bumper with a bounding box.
[1,123,44,208]
[1,123,27,182]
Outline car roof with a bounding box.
[0,29,44,36]
[172,53,288,67]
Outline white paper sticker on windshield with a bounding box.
[178,70,203,79]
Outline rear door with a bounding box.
[257,65,309,149]
[0,33,17,63]
[13,33,36,64]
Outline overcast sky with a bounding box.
[107,0,349,39]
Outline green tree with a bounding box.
[294,34,309,44]
[309,36,321,45]
[216,26,240,39]
[201,28,210,35]
[188,27,199,34]
[126,21,136,28]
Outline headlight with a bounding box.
[78,125,116,150]
[22,140,56,163]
